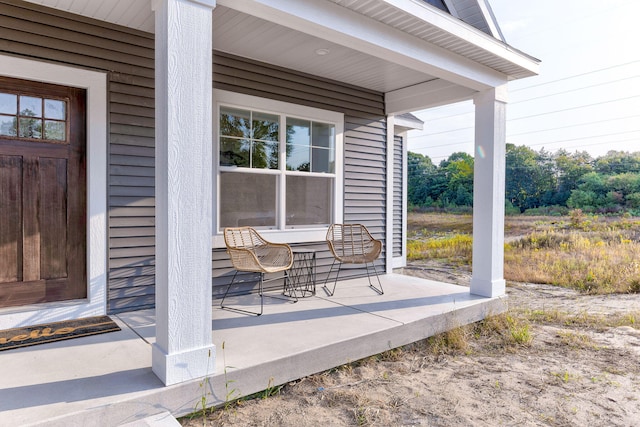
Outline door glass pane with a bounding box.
[286,175,333,226]
[44,120,66,141]
[0,115,17,136]
[45,99,66,120]
[19,96,42,117]
[0,93,17,115]
[19,117,42,138]
[220,172,277,228]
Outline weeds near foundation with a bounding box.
[261,377,283,399]
[222,341,240,409]
[353,405,380,426]
[192,348,214,425]
[551,370,579,384]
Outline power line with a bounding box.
[507,115,640,137]
[526,130,640,148]
[510,95,640,121]
[511,75,640,105]
[412,62,640,124]
[410,137,640,161]
[412,107,640,148]
[511,60,640,93]
[410,139,473,151]
[538,137,640,152]
[411,126,473,139]
[413,113,640,142]
[416,109,473,123]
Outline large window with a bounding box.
[214,91,343,243]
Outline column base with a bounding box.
[470,277,506,298]
[152,343,216,386]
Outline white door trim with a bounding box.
[0,54,108,329]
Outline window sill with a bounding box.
[212,227,328,249]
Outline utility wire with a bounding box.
[536,137,640,151]
[507,115,640,137]
[510,95,640,121]
[510,75,640,105]
[511,60,640,93]
[411,126,473,139]
[527,130,640,147]
[412,113,640,141]
[410,137,639,161]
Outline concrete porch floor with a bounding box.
[0,274,506,426]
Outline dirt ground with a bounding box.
[181,262,640,427]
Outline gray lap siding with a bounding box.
[0,1,389,312]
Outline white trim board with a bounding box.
[0,54,108,329]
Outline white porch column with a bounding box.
[152,0,216,386]
[470,85,508,298]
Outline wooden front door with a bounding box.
[0,76,86,308]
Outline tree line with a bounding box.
[408,146,640,214]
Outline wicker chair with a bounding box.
[323,223,384,296]
[220,227,294,316]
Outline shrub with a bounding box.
[626,193,640,209]
[523,205,569,216]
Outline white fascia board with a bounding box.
[394,115,423,131]
[220,0,509,90]
[386,79,477,114]
[385,0,538,73]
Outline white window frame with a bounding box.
[212,90,343,248]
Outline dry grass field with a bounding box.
[181,212,640,427]
[408,211,640,294]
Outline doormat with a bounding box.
[0,315,121,352]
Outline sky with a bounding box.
[408,0,640,164]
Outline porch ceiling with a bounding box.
[23,0,538,96]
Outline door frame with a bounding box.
[0,54,107,329]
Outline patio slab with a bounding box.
[0,274,506,426]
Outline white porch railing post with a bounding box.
[152,0,216,386]
[470,85,508,298]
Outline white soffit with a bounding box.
[330,0,538,78]
[212,7,436,93]
[22,0,539,92]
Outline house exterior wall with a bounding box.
[1,2,391,313]
[211,52,388,296]
[0,0,156,313]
